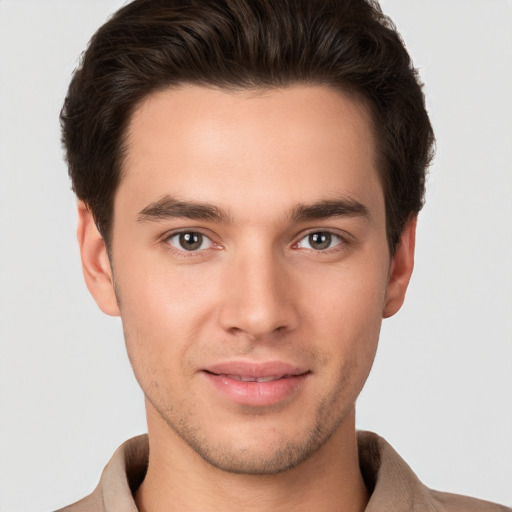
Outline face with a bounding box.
[79,85,414,474]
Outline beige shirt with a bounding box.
[57,431,510,511]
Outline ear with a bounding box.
[382,217,417,318]
[77,201,120,316]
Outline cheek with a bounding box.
[113,265,211,381]
[115,251,220,326]
[301,256,388,380]
[303,257,388,335]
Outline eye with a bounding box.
[167,231,213,251]
[296,231,343,251]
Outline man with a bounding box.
[54,0,509,510]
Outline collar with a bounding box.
[59,431,508,511]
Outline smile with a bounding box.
[202,362,310,407]
[223,374,290,383]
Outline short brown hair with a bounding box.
[61,0,434,253]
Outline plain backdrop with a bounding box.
[0,1,511,510]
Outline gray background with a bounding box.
[0,0,511,510]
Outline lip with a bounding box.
[202,361,310,407]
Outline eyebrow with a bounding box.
[137,195,369,224]
[137,196,230,223]
[290,199,370,222]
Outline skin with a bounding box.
[78,85,416,511]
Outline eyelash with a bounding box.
[294,231,345,252]
[162,229,348,256]
[164,230,219,255]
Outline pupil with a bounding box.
[310,232,331,250]
[180,232,202,250]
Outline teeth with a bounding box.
[226,374,283,383]
[255,376,281,382]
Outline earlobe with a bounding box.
[77,201,120,317]
[382,217,417,319]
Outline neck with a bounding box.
[135,404,369,512]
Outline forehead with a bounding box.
[119,85,382,222]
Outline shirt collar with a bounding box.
[87,431,432,511]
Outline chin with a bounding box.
[185,434,325,475]
[161,403,348,476]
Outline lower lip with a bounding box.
[204,372,309,407]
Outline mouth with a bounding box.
[202,362,310,406]
[204,361,309,378]
[221,374,294,383]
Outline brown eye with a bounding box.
[309,232,332,250]
[297,231,342,251]
[168,232,211,251]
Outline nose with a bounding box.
[218,246,299,340]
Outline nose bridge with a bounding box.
[219,238,297,338]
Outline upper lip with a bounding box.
[204,361,309,379]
